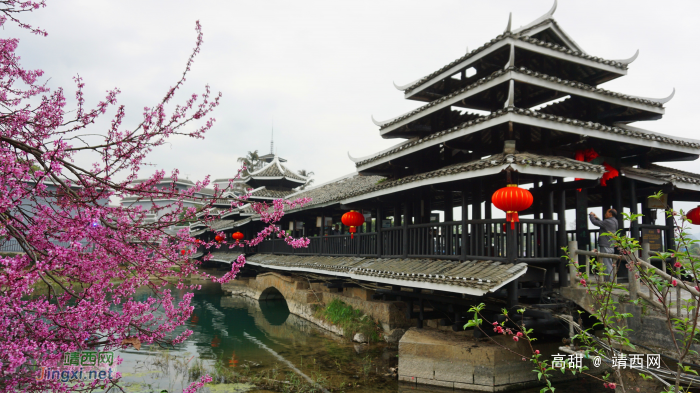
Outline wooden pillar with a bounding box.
[484,185,492,219]
[461,190,469,261]
[421,189,432,223]
[472,179,483,254]
[576,188,589,248]
[533,182,541,219]
[544,177,555,289]
[402,199,409,258]
[394,203,402,227]
[613,176,624,232]
[558,178,568,287]
[377,205,383,257]
[507,279,519,309]
[320,214,326,256]
[629,178,639,240]
[641,197,653,225]
[544,177,554,220]
[413,195,421,225]
[444,190,453,222]
[666,194,675,252]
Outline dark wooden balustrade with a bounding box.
[257,219,565,262]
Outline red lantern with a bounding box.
[492,184,534,229]
[214,234,224,242]
[341,210,365,239]
[687,206,700,225]
[231,232,244,242]
[181,249,187,255]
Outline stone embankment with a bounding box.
[220,272,410,341]
[221,271,583,392]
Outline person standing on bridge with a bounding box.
[589,209,619,282]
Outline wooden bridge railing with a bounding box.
[258,218,562,262]
[567,240,689,316]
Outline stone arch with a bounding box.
[258,286,290,326]
[259,286,285,300]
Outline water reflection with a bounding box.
[259,300,290,326]
[114,282,398,393]
[114,282,607,393]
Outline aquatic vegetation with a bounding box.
[314,299,382,343]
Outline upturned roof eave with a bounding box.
[377,67,664,138]
[345,153,605,205]
[402,35,628,100]
[356,109,700,173]
[622,166,700,193]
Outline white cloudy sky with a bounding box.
[7,0,700,191]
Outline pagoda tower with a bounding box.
[194,2,700,306]
[190,152,308,263]
[341,0,700,287]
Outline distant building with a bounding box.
[121,177,214,235]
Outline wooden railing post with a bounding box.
[320,215,325,256]
[568,240,578,287]
[629,241,648,301]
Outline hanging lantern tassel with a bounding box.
[506,211,519,229]
[349,226,357,239]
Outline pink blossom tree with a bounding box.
[0,1,310,391]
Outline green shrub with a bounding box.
[315,299,381,342]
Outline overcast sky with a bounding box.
[7,0,700,192]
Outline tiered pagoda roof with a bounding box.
[189,152,308,242]
[351,0,700,181]
[244,155,307,189]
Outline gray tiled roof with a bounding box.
[515,67,662,107]
[347,153,604,201]
[209,251,244,263]
[404,32,626,94]
[249,187,294,199]
[189,217,252,236]
[285,174,385,212]
[381,66,661,132]
[249,159,306,182]
[196,208,220,217]
[357,107,700,168]
[623,165,700,187]
[130,177,195,185]
[246,254,527,294]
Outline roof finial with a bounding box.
[270,119,274,155]
[505,12,512,33]
[613,49,639,65]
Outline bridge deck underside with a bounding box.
[244,254,528,297]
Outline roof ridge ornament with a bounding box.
[393,78,421,91]
[503,80,515,108]
[347,151,360,163]
[371,114,401,126]
[505,12,512,33]
[504,44,515,70]
[628,88,675,105]
[512,0,557,34]
[612,49,639,65]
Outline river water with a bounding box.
[110,281,608,393]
